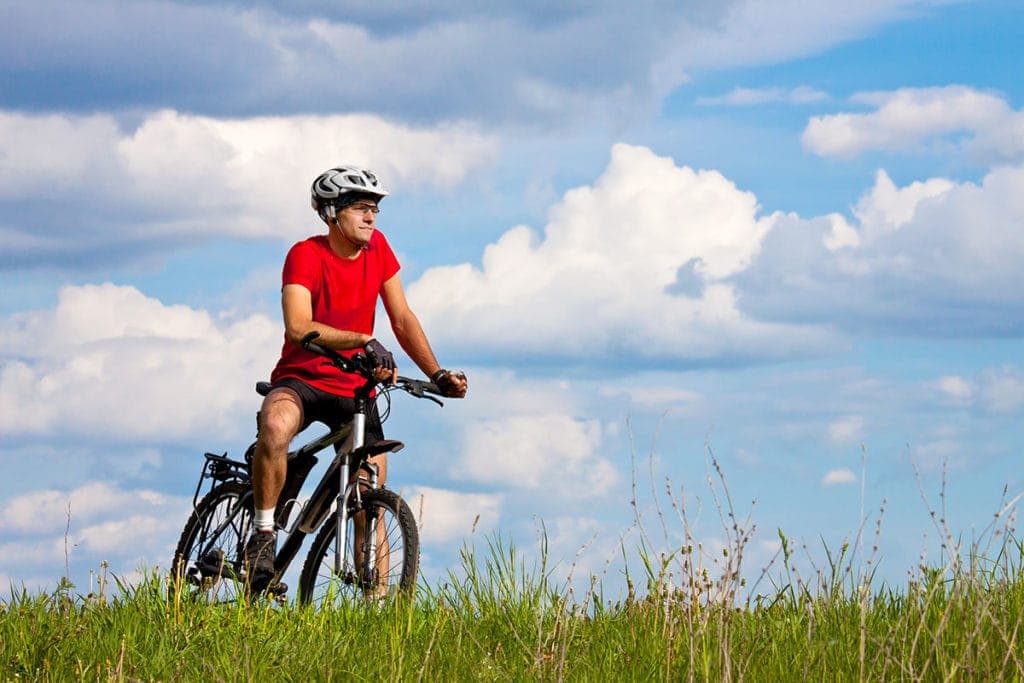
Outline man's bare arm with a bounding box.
[380,274,443,377]
[281,283,372,350]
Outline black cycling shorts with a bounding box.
[270,377,384,449]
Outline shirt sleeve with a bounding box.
[281,239,320,292]
[375,232,401,286]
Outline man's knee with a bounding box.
[257,390,303,450]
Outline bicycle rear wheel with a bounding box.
[170,481,253,602]
[297,488,418,606]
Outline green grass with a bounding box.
[3,533,1024,681]
[5,454,1024,680]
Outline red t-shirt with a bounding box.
[270,232,400,396]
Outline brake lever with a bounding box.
[401,380,444,406]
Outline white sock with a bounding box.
[255,507,275,532]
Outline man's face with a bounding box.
[333,200,379,246]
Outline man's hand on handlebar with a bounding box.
[431,369,468,398]
[364,338,398,384]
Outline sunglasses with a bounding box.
[345,203,380,215]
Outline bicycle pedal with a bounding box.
[268,581,288,596]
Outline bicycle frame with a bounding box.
[269,403,390,589]
[188,418,378,589]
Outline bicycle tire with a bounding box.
[297,488,418,606]
[170,480,254,602]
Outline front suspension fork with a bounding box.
[333,411,383,586]
[334,413,363,575]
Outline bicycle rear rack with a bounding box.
[192,451,251,509]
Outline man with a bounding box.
[245,165,468,584]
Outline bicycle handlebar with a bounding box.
[299,331,444,404]
[300,331,358,371]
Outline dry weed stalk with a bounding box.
[625,426,764,680]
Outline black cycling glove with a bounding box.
[364,338,396,372]
[431,369,467,397]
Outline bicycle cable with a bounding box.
[375,383,395,424]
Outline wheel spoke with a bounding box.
[298,489,417,607]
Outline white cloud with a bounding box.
[3,1,954,130]
[850,170,955,244]
[976,367,1024,415]
[0,571,57,594]
[0,480,191,589]
[736,162,1024,335]
[934,367,1024,416]
[0,283,280,440]
[409,143,839,365]
[3,282,219,351]
[821,468,858,486]
[535,516,610,583]
[936,375,973,401]
[77,514,183,557]
[803,86,1024,161]
[455,414,618,498]
[0,112,122,197]
[698,85,828,106]
[911,439,965,469]
[659,0,958,78]
[434,370,585,422]
[115,448,163,479]
[603,384,704,410]
[405,486,502,544]
[0,108,498,264]
[0,539,68,568]
[0,481,186,535]
[827,416,865,444]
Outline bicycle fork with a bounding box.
[335,411,386,591]
[334,412,362,577]
[335,413,382,577]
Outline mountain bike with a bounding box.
[170,332,446,605]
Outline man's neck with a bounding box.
[327,226,364,260]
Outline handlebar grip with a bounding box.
[304,340,332,357]
[300,331,347,368]
[300,332,337,360]
[300,331,322,351]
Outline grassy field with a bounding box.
[4,529,1024,680]
[4,458,1024,680]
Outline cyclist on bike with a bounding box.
[245,165,468,584]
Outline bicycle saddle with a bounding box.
[352,440,405,458]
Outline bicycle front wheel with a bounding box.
[170,481,253,602]
[298,488,418,606]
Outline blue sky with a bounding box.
[2,0,1023,598]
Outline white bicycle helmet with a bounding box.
[311,165,388,219]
